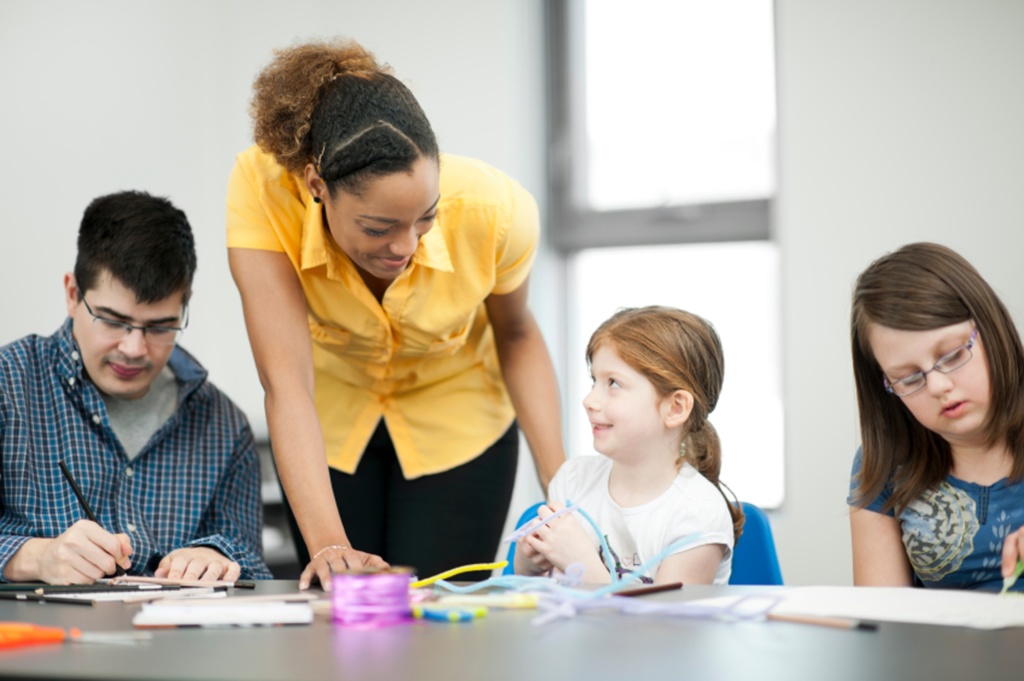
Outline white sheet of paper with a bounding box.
[132,601,314,627]
[768,586,1024,630]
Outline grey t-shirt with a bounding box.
[100,366,179,460]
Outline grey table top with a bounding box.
[0,581,1020,681]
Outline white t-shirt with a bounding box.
[547,455,734,584]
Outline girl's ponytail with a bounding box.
[684,421,744,541]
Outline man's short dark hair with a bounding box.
[74,191,197,303]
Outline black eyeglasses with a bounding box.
[80,295,188,346]
[883,328,978,397]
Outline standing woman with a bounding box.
[848,242,1024,590]
[226,38,565,589]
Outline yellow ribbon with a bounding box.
[409,561,508,588]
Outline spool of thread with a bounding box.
[331,568,413,629]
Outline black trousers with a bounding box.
[285,420,519,581]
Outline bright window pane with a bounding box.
[584,0,777,210]
[566,241,784,507]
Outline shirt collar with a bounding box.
[54,317,85,383]
[411,225,453,272]
[299,194,329,272]
[167,344,208,386]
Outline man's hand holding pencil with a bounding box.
[1,520,132,585]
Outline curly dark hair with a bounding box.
[249,38,438,196]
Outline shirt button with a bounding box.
[126,523,137,533]
[92,414,101,424]
[125,468,134,478]
[68,377,75,387]
[71,351,79,361]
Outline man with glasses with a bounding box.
[0,191,271,584]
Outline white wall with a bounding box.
[0,0,548,550]
[0,0,548,427]
[2,0,1023,587]
[774,0,1024,585]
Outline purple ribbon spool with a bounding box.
[332,569,413,629]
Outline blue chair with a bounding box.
[502,501,545,575]
[729,501,784,585]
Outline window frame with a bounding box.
[545,0,774,251]
[543,0,784,508]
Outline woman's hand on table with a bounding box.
[298,546,390,591]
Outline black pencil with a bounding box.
[36,584,168,594]
[58,460,128,577]
[0,592,94,606]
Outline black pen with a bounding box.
[58,460,128,577]
[0,591,94,606]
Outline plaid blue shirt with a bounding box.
[0,319,271,580]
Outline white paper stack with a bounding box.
[132,600,314,628]
[767,586,1024,630]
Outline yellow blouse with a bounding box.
[226,146,538,478]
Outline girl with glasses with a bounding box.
[849,242,1024,591]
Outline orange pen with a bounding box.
[0,622,151,649]
[0,623,69,650]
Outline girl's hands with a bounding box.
[513,518,554,576]
[1001,526,1024,586]
[522,502,609,583]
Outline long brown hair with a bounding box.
[850,242,1024,513]
[587,306,744,541]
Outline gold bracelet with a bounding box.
[311,544,350,562]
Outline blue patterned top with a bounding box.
[0,319,272,581]
[848,448,1024,591]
